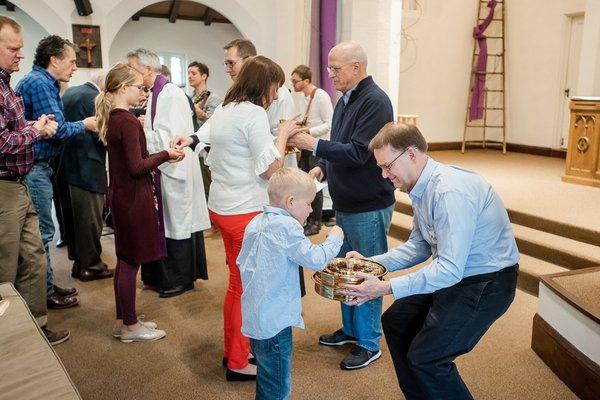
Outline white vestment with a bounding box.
[144,83,210,239]
[266,86,297,167]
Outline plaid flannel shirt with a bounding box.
[15,65,84,161]
[0,68,40,178]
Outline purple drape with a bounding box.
[309,0,322,88]
[469,0,497,121]
[320,0,337,101]
[148,73,169,258]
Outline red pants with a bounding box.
[209,210,261,369]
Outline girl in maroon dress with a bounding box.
[95,63,184,342]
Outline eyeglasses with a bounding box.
[378,147,414,172]
[128,84,148,92]
[291,78,302,85]
[223,57,247,69]
[326,62,355,76]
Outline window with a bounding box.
[157,53,186,87]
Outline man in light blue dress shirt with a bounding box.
[340,122,519,400]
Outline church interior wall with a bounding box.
[6,0,311,93]
[108,17,242,100]
[2,7,49,85]
[395,0,590,149]
[4,0,599,151]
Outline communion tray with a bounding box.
[312,258,387,302]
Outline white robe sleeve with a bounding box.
[145,85,194,180]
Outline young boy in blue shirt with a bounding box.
[237,167,344,400]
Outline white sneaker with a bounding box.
[112,320,158,338]
[119,325,165,343]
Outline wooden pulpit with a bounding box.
[563,97,600,188]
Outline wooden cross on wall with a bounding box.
[72,24,102,68]
[79,37,96,65]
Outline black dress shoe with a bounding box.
[56,238,67,248]
[71,265,81,279]
[159,283,193,298]
[222,357,256,367]
[78,268,114,282]
[47,293,79,309]
[53,285,78,297]
[225,368,256,382]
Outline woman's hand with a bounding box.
[166,147,185,163]
[277,114,302,139]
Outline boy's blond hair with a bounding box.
[268,167,316,206]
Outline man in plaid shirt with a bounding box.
[16,35,97,310]
[0,15,70,345]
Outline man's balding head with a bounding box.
[327,41,368,92]
[329,41,368,68]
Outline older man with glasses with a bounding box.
[288,41,395,371]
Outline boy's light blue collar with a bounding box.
[263,204,291,217]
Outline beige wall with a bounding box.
[397,0,593,148]
[339,0,403,114]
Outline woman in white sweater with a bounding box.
[173,56,300,381]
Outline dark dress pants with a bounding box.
[382,264,518,400]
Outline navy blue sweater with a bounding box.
[316,76,395,213]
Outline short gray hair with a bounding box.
[126,48,161,72]
[89,69,106,87]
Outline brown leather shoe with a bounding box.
[42,326,70,345]
[78,268,114,282]
[53,285,78,297]
[47,293,79,309]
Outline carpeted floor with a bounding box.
[48,227,577,400]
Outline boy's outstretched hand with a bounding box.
[345,251,364,259]
[328,225,344,239]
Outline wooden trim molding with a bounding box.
[427,141,567,158]
[506,143,566,158]
[532,313,600,400]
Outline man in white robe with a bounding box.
[127,48,210,298]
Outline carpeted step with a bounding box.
[389,211,412,242]
[517,254,568,296]
[512,224,600,270]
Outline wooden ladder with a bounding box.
[462,0,506,154]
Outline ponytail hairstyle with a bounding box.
[95,63,141,144]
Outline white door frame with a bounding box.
[556,13,585,149]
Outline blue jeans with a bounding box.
[24,162,55,295]
[336,204,394,352]
[251,327,293,400]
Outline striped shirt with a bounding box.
[0,68,40,177]
[15,65,84,161]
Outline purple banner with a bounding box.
[320,0,337,101]
[469,0,497,121]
